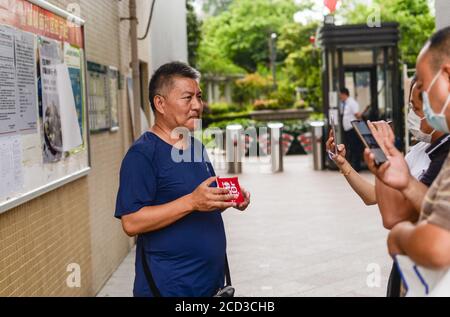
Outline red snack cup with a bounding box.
[216,177,245,204]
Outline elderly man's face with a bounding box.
[160,77,203,132]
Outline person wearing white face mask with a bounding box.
[405,78,449,186]
[374,77,450,297]
[326,77,448,209]
[407,83,436,145]
[328,74,450,296]
[364,26,450,273]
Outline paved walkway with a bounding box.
[97,155,391,297]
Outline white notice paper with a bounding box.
[56,63,82,152]
[0,136,24,200]
[39,37,63,162]
[0,25,17,136]
[15,30,38,134]
[329,91,338,109]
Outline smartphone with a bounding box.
[329,115,338,156]
[351,120,388,166]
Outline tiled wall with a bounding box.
[0,0,136,296]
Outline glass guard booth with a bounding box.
[319,23,401,169]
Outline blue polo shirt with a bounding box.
[115,132,226,297]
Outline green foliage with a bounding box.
[203,102,252,126]
[198,0,301,73]
[197,14,246,75]
[233,73,272,105]
[268,81,296,108]
[339,0,435,67]
[252,99,282,111]
[277,21,322,111]
[282,120,310,134]
[207,118,312,134]
[207,102,245,115]
[207,118,257,130]
[308,112,325,122]
[187,0,202,67]
[197,0,434,128]
[202,0,233,16]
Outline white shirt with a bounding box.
[341,97,360,132]
[405,142,431,180]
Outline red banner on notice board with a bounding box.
[0,0,83,47]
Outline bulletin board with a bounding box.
[87,62,120,133]
[0,0,91,214]
[87,61,110,132]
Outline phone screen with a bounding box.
[351,120,388,165]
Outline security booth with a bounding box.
[319,22,401,169]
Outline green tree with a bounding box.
[202,0,233,16]
[340,0,435,67]
[187,0,202,67]
[277,21,322,110]
[197,14,245,75]
[198,0,301,73]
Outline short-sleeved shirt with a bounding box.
[420,134,450,187]
[341,97,360,132]
[115,132,226,297]
[421,150,450,231]
[405,142,431,180]
[387,135,450,298]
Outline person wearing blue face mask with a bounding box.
[374,78,450,297]
[364,26,450,273]
[330,75,449,297]
[422,69,450,133]
[405,79,449,188]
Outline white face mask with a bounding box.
[422,69,450,133]
[407,108,434,143]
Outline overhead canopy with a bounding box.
[319,22,400,49]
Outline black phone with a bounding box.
[351,120,388,166]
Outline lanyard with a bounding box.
[427,135,450,156]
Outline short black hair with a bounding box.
[427,26,450,71]
[148,61,201,112]
[340,88,350,96]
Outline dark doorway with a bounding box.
[320,23,401,170]
[342,67,378,121]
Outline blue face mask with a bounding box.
[422,69,450,133]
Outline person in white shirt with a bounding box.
[339,88,363,171]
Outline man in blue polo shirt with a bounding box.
[115,62,251,297]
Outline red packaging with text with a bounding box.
[216,177,244,204]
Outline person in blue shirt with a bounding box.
[115,61,251,297]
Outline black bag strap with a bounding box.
[141,237,232,297]
[224,254,232,287]
[140,238,162,297]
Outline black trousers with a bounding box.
[344,128,364,172]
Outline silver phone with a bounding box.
[329,115,338,156]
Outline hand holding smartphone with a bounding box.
[329,115,338,156]
[351,120,388,166]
